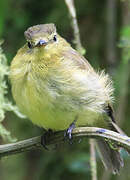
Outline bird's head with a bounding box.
[24,24,58,49]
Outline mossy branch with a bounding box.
[0,127,130,158]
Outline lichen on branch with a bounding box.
[0,40,25,143]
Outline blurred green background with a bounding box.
[0,0,130,179]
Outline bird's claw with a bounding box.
[41,129,53,150]
[64,120,76,144]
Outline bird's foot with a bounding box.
[41,129,53,150]
[64,118,77,144]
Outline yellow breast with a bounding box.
[10,38,112,130]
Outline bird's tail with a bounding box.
[96,120,125,174]
[96,138,124,174]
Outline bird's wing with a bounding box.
[62,47,94,72]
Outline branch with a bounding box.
[64,0,85,55]
[0,127,130,158]
[89,139,97,180]
[64,1,97,178]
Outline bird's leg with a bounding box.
[64,116,78,143]
[41,129,53,150]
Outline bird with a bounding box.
[10,23,124,174]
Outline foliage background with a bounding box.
[0,0,130,179]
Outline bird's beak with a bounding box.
[37,39,47,47]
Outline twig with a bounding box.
[64,1,97,179]
[0,127,130,158]
[90,139,97,180]
[64,0,85,55]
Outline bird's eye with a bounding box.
[53,35,57,42]
[27,42,32,49]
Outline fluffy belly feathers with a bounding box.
[11,68,109,130]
